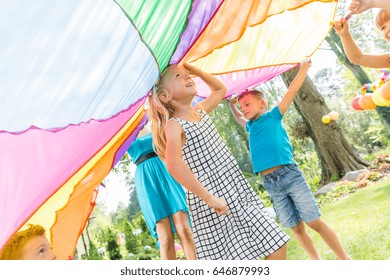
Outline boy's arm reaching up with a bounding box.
[278,58,311,115]
[183,63,227,114]
[229,97,247,127]
[333,18,390,68]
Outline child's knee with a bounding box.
[158,234,174,248]
[306,218,324,231]
[291,222,306,235]
[176,226,193,240]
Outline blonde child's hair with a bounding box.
[0,224,47,260]
[148,67,175,161]
[237,89,265,101]
[375,9,390,29]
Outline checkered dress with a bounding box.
[171,110,289,260]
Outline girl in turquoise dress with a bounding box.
[127,125,196,259]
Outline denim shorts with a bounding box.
[262,164,321,228]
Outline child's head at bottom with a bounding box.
[375,9,390,42]
[0,224,57,260]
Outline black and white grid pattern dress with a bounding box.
[171,110,290,260]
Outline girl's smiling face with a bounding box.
[161,65,197,100]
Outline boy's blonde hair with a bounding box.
[148,67,175,161]
[237,89,265,101]
[375,9,390,29]
[0,224,47,260]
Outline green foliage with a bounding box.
[125,246,160,260]
[123,223,138,254]
[176,249,186,260]
[286,177,390,260]
[84,240,103,260]
[369,171,383,181]
[316,181,357,206]
[241,171,272,207]
[136,254,152,260]
[242,171,263,193]
[87,203,159,260]
[210,101,253,174]
[112,153,135,184]
[106,229,122,260]
[127,188,141,221]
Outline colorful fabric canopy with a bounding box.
[0,0,336,259]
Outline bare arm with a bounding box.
[164,120,228,215]
[229,97,247,127]
[349,0,390,15]
[278,59,311,115]
[183,63,227,114]
[333,18,390,68]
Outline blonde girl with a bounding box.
[148,63,289,260]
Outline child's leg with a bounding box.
[306,218,351,260]
[280,164,323,259]
[156,217,176,260]
[291,222,320,260]
[171,211,197,260]
[264,244,287,260]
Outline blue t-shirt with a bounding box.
[246,106,294,173]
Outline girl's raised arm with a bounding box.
[333,18,390,68]
[183,63,227,113]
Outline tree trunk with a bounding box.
[326,29,390,133]
[281,68,369,184]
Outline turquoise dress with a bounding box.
[127,133,190,238]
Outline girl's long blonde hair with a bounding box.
[148,74,175,161]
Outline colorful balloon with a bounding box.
[358,94,377,110]
[380,81,390,101]
[372,88,390,106]
[322,115,331,124]
[351,95,364,110]
[328,111,340,120]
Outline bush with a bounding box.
[316,181,357,206]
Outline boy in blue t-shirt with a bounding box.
[229,59,350,260]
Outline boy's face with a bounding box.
[21,235,57,260]
[238,94,266,121]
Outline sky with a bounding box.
[99,165,135,212]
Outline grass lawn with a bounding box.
[284,177,390,260]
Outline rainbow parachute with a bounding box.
[0,0,336,259]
